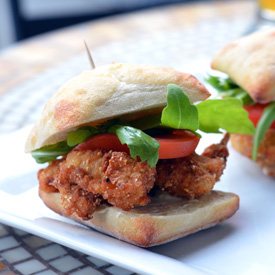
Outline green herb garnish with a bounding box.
[197,98,255,135]
[252,102,275,160]
[205,74,238,92]
[109,125,160,168]
[67,126,98,147]
[161,84,199,132]
[31,141,72,164]
[130,113,161,131]
[205,75,254,105]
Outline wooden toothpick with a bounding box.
[84,40,95,69]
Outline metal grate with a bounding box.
[0,224,136,275]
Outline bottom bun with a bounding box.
[231,130,275,177]
[39,189,239,247]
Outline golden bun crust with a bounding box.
[211,28,275,103]
[231,129,275,177]
[39,189,239,247]
[25,63,210,153]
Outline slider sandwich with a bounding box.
[26,63,254,247]
[208,28,275,177]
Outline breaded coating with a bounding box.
[62,150,156,211]
[231,129,275,177]
[38,159,102,219]
[38,135,229,219]
[38,159,62,193]
[38,150,156,218]
[156,135,229,199]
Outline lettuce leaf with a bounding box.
[197,98,255,135]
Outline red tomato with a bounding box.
[154,130,200,159]
[73,133,130,153]
[73,131,199,160]
[244,104,275,128]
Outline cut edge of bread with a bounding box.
[39,189,239,247]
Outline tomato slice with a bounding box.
[73,131,199,160]
[244,104,275,128]
[154,130,200,159]
[73,133,130,153]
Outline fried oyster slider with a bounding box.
[209,27,275,177]
[25,63,254,247]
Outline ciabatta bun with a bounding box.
[39,189,239,247]
[25,63,210,153]
[211,27,275,104]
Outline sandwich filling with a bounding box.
[32,83,254,219]
[38,134,229,220]
[206,75,275,177]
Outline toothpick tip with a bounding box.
[83,40,95,70]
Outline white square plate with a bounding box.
[1,125,274,275]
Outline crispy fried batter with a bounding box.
[52,165,102,220]
[38,159,62,193]
[62,150,156,211]
[100,151,156,209]
[38,136,229,219]
[156,134,229,199]
[231,129,275,177]
[38,159,102,219]
[39,150,156,218]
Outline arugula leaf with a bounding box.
[234,89,255,106]
[161,84,199,131]
[205,75,254,105]
[130,113,161,131]
[109,125,160,168]
[98,118,122,132]
[197,98,255,135]
[67,126,98,147]
[205,75,238,92]
[31,141,72,164]
[252,102,275,160]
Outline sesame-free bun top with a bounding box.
[211,27,275,104]
[25,63,210,152]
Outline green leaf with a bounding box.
[252,102,275,160]
[197,98,255,135]
[98,118,122,132]
[205,75,254,105]
[31,141,72,164]
[161,84,199,131]
[205,75,238,92]
[109,125,160,168]
[130,113,161,131]
[67,126,98,147]
[234,89,254,106]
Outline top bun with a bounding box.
[25,63,210,152]
[211,27,275,104]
